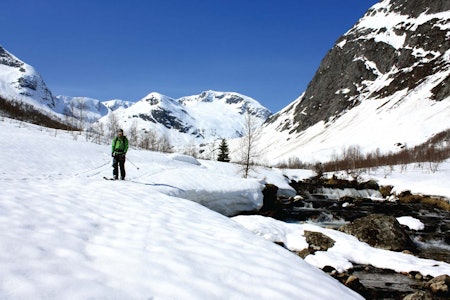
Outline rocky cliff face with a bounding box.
[267,0,450,134]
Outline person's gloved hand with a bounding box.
[111,152,115,157]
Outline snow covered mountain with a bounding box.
[6,0,448,165]
[0,45,130,125]
[0,44,270,145]
[97,90,271,147]
[55,95,132,124]
[0,45,58,114]
[258,0,450,164]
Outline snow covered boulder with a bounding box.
[339,214,417,252]
[148,165,265,216]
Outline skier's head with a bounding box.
[117,129,124,136]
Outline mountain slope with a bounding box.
[97,90,271,147]
[55,95,132,124]
[0,45,57,112]
[259,0,450,163]
[0,45,133,127]
[1,44,271,147]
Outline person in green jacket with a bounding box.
[112,129,129,180]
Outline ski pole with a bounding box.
[126,156,140,170]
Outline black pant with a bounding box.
[113,154,126,179]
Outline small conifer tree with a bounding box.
[217,138,230,162]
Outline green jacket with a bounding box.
[112,136,129,154]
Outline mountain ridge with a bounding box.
[257,0,450,164]
[96,90,272,148]
[0,45,270,147]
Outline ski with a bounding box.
[103,176,126,181]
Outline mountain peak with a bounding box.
[178,90,272,119]
[0,45,24,69]
[141,92,175,106]
[95,90,271,146]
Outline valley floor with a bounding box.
[1,118,449,299]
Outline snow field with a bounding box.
[2,118,449,299]
[0,119,363,299]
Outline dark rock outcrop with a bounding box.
[260,184,279,211]
[339,214,417,252]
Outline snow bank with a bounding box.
[397,216,425,231]
[233,215,450,277]
[147,167,265,216]
[169,153,201,165]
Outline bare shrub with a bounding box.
[239,114,263,178]
[106,113,120,138]
[320,130,450,173]
[0,96,78,130]
[157,134,173,153]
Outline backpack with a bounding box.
[113,136,128,154]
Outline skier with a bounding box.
[111,129,129,180]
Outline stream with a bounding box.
[277,185,450,299]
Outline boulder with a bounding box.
[304,230,335,251]
[425,274,450,295]
[339,214,416,252]
[260,184,279,211]
[402,291,434,300]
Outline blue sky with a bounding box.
[2,0,378,112]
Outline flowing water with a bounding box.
[278,188,450,299]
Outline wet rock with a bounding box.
[445,232,450,245]
[304,230,335,251]
[397,191,450,211]
[295,232,335,258]
[322,265,338,274]
[322,267,368,298]
[361,180,379,190]
[380,185,394,198]
[425,274,450,296]
[338,214,417,252]
[345,275,366,296]
[260,184,279,211]
[403,290,434,300]
[296,248,313,259]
